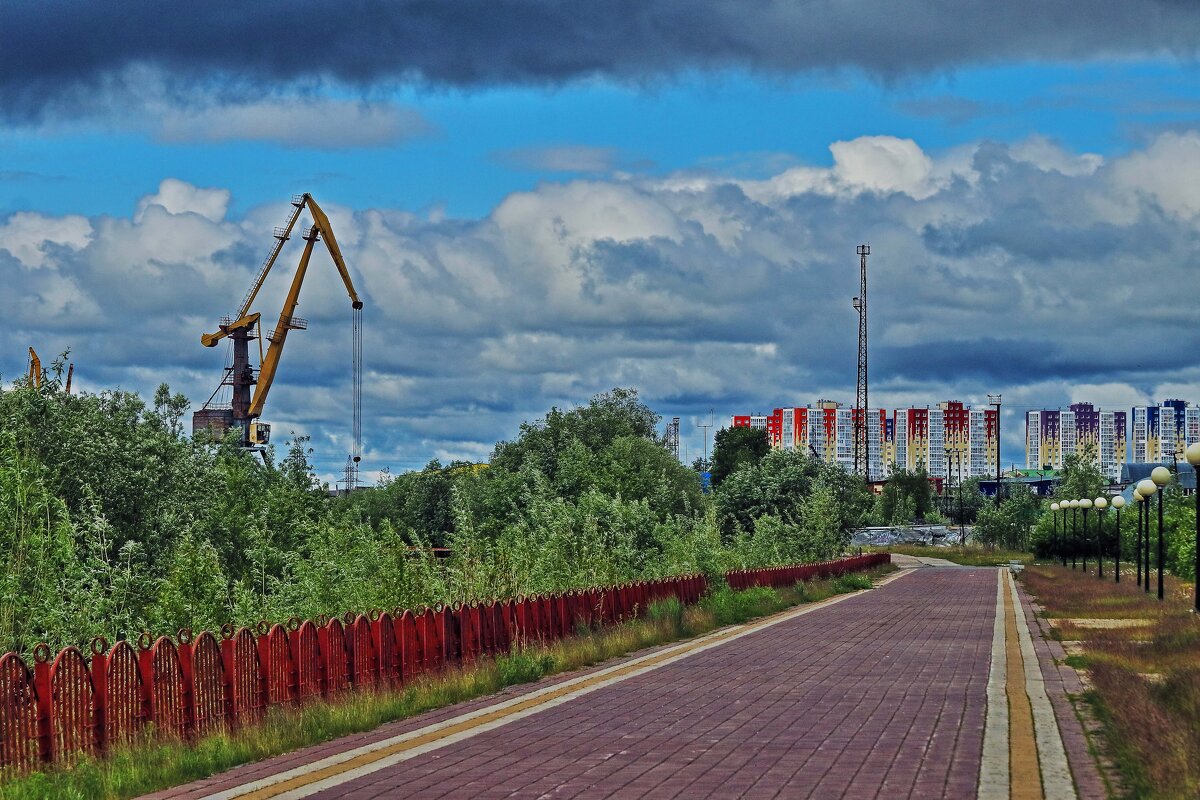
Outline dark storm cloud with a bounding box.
[4,1,1200,119]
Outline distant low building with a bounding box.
[1120,462,1196,497]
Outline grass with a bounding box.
[1020,563,1200,800]
[0,564,895,800]
[879,544,1035,567]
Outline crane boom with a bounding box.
[247,228,318,418]
[235,199,306,321]
[27,348,40,389]
[304,195,363,309]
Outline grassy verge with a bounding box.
[1020,563,1200,800]
[878,544,1035,567]
[0,564,895,800]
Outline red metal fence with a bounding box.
[0,553,887,771]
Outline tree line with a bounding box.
[0,365,868,655]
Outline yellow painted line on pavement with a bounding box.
[204,567,911,800]
[1006,571,1076,799]
[1004,570,1043,800]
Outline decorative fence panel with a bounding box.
[0,553,888,771]
[46,647,95,761]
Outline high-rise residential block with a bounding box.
[732,400,995,480]
[1026,403,1127,481]
[1131,400,1200,464]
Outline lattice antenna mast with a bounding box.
[853,244,870,481]
[665,417,680,462]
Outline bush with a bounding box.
[648,597,684,629]
[700,586,782,626]
[832,573,873,592]
[496,648,556,687]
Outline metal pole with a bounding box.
[1136,500,1143,587]
[1114,508,1121,583]
[1097,509,1104,579]
[958,451,965,549]
[1054,510,1063,567]
[1082,509,1089,572]
[1075,506,1084,568]
[1157,491,1165,601]
[1194,486,1199,613]
[989,395,1002,508]
[1144,499,1151,595]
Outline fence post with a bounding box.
[89,638,108,753]
[32,645,53,764]
[177,631,196,737]
[286,621,303,702]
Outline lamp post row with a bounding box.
[1051,445,1200,612]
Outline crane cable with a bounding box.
[352,304,363,487]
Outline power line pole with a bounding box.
[853,244,870,481]
[988,394,1002,507]
[698,409,714,470]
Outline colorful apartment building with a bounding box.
[733,400,995,481]
[1025,403,1127,481]
[1131,400,1200,464]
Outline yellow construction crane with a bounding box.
[194,194,364,465]
[27,348,40,389]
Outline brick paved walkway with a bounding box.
[323,568,993,799]
[148,566,1101,799]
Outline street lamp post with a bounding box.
[1075,501,1084,568]
[1152,466,1172,601]
[1134,489,1144,587]
[1051,502,1062,566]
[1142,484,1153,595]
[1065,501,1075,568]
[1080,498,1093,572]
[957,450,966,549]
[1186,442,1200,613]
[1138,477,1161,599]
[1111,495,1125,583]
[1095,497,1107,578]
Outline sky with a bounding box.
[3,1,1200,480]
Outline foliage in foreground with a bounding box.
[0,570,890,800]
[0,371,869,655]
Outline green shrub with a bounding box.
[700,585,783,626]
[648,597,684,629]
[832,573,873,593]
[496,648,555,687]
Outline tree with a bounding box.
[876,465,935,523]
[490,387,660,481]
[1054,443,1106,502]
[976,485,1041,550]
[709,426,769,487]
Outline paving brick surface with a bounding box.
[313,568,998,799]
